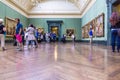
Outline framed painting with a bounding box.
[82,27,85,38]
[84,24,89,38]
[5,17,17,37]
[95,13,104,37]
[66,29,74,36]
[89,20,96,37]
[38,28,44,34]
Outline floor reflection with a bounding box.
[88,45,93,61]
[54,44,58,61]
[0,43,120,80]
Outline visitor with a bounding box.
[110,12,120,52]
[0,19,6,51]
[26,24,36,49]
[15,18,23,51]
[88,27,93,44]
[71,34,75,43]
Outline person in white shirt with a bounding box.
[71,34,75,43]
[0,19,6,51]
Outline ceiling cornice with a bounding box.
[0,0,96,18]
[28,14,82,18]
[81,0,96,17]
[0,0,28,17]
[8,0,28,13]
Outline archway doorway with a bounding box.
[51,26,59,36]
[51,26,59,41]
[47,20,63,41]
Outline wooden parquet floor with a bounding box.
[0,42,120,80]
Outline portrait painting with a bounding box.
[66,29,74,36]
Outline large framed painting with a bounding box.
[66,29,74,36]
[95,13,104,37]
[5,17,17,37]
[89,20,96,37]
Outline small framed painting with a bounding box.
[66,29,74,36]
[38,28,44,34]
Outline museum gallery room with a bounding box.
[0,0,120,80]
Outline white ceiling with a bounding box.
[1,0,96,18]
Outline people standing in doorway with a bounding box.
[15,18,23,51]
[88,27,93,44]
[109,12,120,52]
[0,19,6,51]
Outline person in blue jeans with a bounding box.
[110,12,120,52]
[116,21,120,52]
[117,32,120,52]
[111,22,120,52]
[111,28,118,52]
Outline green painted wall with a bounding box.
[28,18,81,40]
[0,0,108,41]
[0,1,82,40]
[0,2,28,27]
[82,0,107,41]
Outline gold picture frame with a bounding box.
[38,28,44,34]
[66,29,74,36]
[84,24,89,38]
[95,13,104,37]
[5,17,17,37]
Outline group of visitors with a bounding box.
[0,17,76,51]
[1,13,120,53]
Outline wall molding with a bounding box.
[0,0,96,18]
[0,0,28,17]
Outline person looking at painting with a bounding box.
[62,34,66,43]
[71,34,75,43]
[0,19,6,51]
[109,12,120,52]
[15,18,23,51]
[88,26,93,44]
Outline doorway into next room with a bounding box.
[50,26,59,41]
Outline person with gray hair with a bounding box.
[0,19,6,51]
